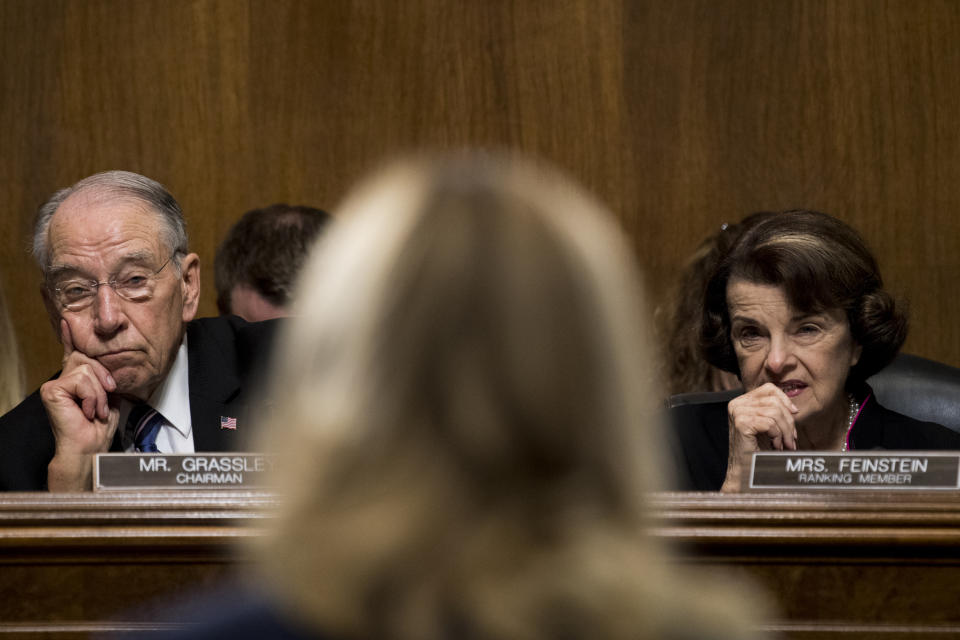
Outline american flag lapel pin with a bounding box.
[220,416,238,430]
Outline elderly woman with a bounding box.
[670,210,960,492]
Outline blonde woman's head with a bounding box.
[256,153,757,640]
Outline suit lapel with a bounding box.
[186,319,245,452]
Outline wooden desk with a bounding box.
[2,491,959,638]
[0,491,275,638]
[652,491,960,639]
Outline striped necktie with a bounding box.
[127,404,164,453]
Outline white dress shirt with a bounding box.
[120,336,195,453]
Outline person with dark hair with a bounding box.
[0,171,277,491]
[660,212,773,396]
[215,204,330,321]
[670,210,960,492]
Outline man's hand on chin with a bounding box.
[42,320,121,492]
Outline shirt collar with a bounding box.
[148,334,192,439]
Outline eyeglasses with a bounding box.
[50,255,176,311]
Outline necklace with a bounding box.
[841,393,859,452]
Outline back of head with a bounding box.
[214,204,330,315]
[256,153,761,640]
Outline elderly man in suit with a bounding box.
[0,171,276,491]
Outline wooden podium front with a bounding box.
[0,491,274,638]
[2,491,959,638]
[652,492,960,639]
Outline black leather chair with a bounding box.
[666,353,960,434]
[867,353,960,433]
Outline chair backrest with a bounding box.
[867,353,960,433]
[666,353,960,434]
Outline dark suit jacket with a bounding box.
[116,583,325,640]
[0,316,279,491]
[668,385,960,491]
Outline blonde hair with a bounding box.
[255,153,761,640]
[0,283,24,414]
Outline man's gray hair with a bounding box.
[33,170,188,271]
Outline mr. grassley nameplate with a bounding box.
[749,451,960,490]
[94,453,274,491]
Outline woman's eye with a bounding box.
[797,324,820,336]
[737,327,759,341]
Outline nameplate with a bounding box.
[94,453,275,491]
[749,452,960,490]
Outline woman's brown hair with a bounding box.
[701,209,907,386]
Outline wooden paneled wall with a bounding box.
[2,0,959,392]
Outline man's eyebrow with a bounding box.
[112,251,157,266]
[46,251,158,280]
[45,264,83,281]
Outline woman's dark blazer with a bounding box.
[667,385,960,491]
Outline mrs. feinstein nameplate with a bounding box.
[94,453,275,491]
[748,451,960,490]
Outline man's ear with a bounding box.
[41,287,62,341]
[179,252,201,323]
